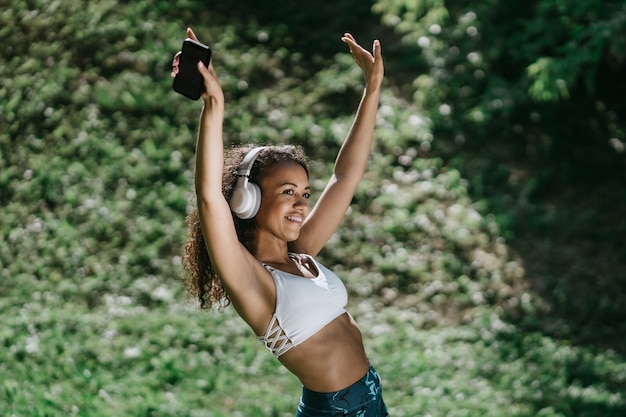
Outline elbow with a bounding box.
[329,173,363,196]
[333,171,364,186]
[196,191,220,209]
[196,193,210,207]
[194,179,219,205]
[194,183,208,205]
[195,190,230,216]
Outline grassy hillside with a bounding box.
[1,1,625,416]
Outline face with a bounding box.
[254,161,311,243]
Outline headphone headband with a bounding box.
[236,146,267,177]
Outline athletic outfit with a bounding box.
[258,253,348,358]
[259,253,389,416]
[297,365,388,416]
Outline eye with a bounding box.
[303,192,311,199]
[283,189,295,195]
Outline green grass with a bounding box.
[2,294,625,416]
[1,296,298,416]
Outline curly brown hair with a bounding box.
[182,144,310,310]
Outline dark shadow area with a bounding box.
[513,182,626,354]
[205,0,425,91]
[208,0,380,53]
[454,125,626,354]
[466,62,626,355]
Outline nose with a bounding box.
[294,194,309,208]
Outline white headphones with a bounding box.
[229,146,267,219]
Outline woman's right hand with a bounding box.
[171,27,224,107]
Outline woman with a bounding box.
[173,27,387,416]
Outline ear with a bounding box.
[229,146,267,219]
[229,179,261,219]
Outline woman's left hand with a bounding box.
[341,33,384,90]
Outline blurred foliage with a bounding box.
[1,0,625,415]
[373,0,626,350]
[373,0,626,182]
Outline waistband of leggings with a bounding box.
[301,363,379,400]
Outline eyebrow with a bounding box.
[280,182,311,190]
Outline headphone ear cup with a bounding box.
[229,180,262,219]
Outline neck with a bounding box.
[251,237,291,264]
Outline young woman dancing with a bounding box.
[173,27,387,416]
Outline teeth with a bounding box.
[287,216,302,223]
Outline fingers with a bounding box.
[171,51,181,77]
[372,39,384,81]
[187,27,198,41]
[196,61,224,102]
[341,33,384,87]
[198,61,220,86]
[341,33,358,53]
[172,27,200,78]
[341,33,379,61]
[197,60,210,76]
[373,39,382,59]
[341,33,356,43]
[373,39,383,69]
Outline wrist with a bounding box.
[364,73,383,94]
[363,83,382,97]
[203,93,224,107]
[201,97,224,115]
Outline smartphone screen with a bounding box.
[172,38,212,100]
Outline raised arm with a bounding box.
[293,33,384,256]
[181,29,272,326]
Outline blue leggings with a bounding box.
[296,364,389,416]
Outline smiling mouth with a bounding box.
[286,215,303,224]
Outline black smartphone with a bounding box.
[172,38,212,100]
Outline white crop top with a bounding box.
[258,253,348,358]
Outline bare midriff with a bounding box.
[277,312,370,393]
